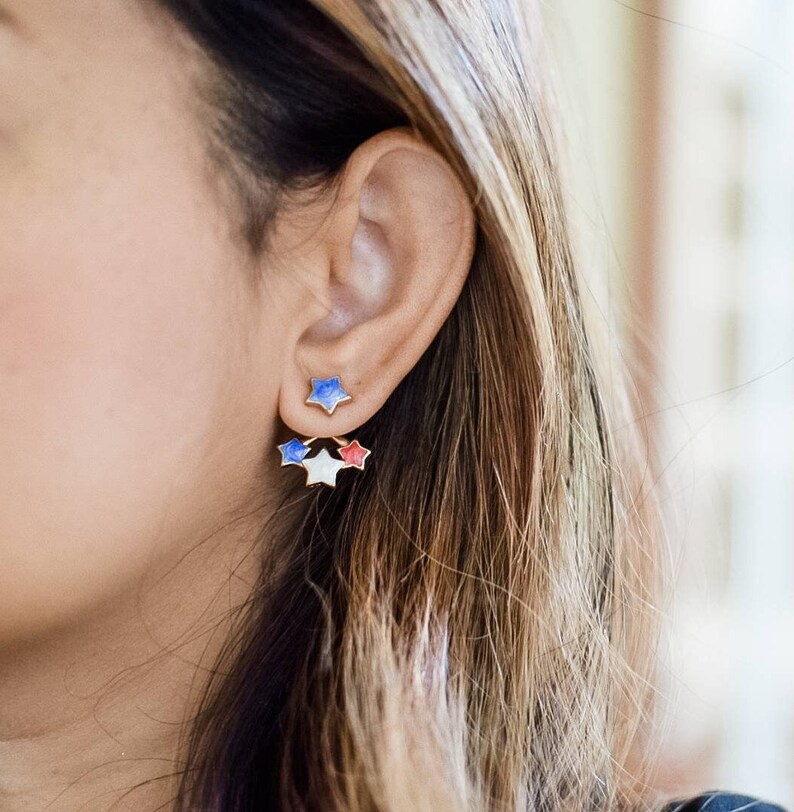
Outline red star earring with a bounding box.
[276,375,372,488]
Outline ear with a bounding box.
[273,126,476,439]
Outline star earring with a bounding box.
[277,375,371,488]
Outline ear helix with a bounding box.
[276,375,371,488]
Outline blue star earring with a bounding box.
[277,374,371,488]
[305,375,351,414]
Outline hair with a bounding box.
[151,1,671,809]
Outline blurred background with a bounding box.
[543,0,794,807]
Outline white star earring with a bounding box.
[276,374,372,488]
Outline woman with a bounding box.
[0,1,786,810]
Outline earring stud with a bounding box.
[276,374,371,488]
[305,375,351,415]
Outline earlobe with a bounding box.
[277,126,476,441]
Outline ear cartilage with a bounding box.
[276,375,371,488]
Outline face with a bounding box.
[0,1,285,645]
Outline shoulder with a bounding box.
[661,790,790,812]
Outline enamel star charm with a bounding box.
[337,439,371,470]
[305,375,352,415]
[302,446,347,487]
[277,437,310,466]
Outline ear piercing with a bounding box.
[277,375,371,488]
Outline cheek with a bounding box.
[0,169,253,643]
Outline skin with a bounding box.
[0,1,475,810]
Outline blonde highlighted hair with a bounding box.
[157,0,670,809]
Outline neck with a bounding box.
[0,506,266,812]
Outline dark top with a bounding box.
[662,791,789,811]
